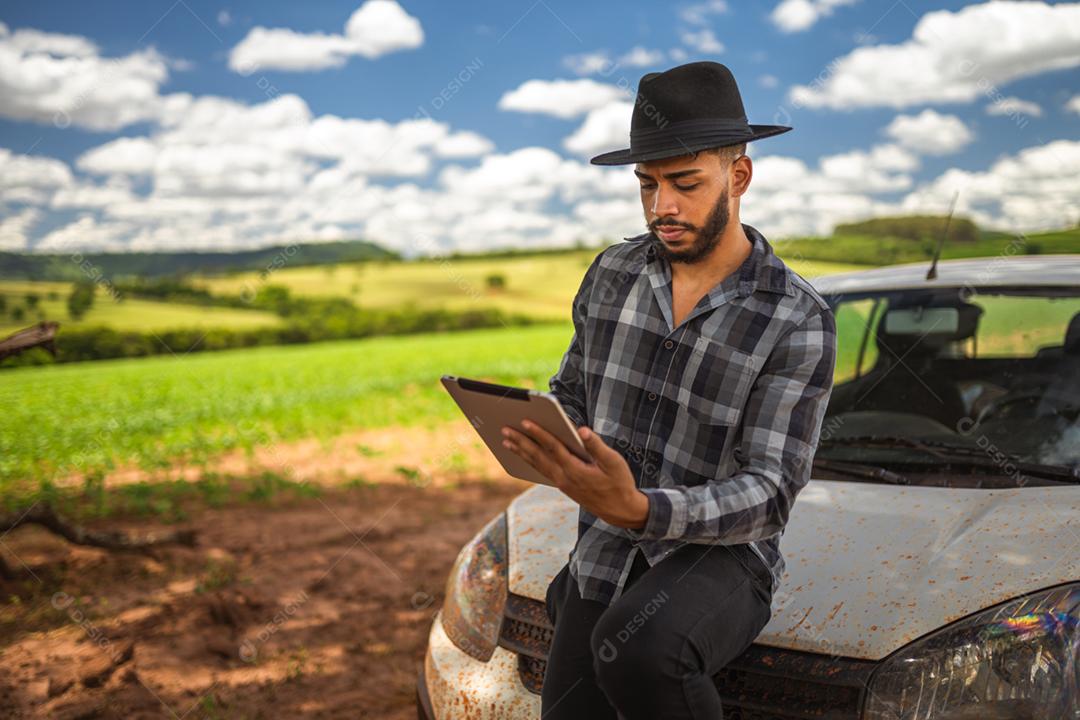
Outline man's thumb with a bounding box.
[579,427,611,466]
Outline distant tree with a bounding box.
[0,295,6,315]
[46,290,60,301]
[12,306,24,322]
[253,284,292,315]
[835,215,979,244]
[486,273,507,291]
[24,293,40,309]
[67,280,96,320]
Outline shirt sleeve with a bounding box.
[626,302,838,544]
[548,253,604,429]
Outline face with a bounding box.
[635,150,742,265]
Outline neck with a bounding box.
[671,220,752,286]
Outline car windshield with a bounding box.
[817,285,1080,484]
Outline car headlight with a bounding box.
[441,512,508,662]
[863,582,1079,719]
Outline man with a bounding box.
[501,61,837,719]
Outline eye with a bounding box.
[639,183,657,191]
[676,183,699,191]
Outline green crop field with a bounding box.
[0,323,576,492]
[3,293,1073,494]
[1,315,874,493]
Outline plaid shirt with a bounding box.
[548,223,837,607]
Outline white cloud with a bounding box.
[0,147,73,206]
[680,28,725,54]
[51,178,136,209]
[563,101,634,157]
[679,1,729,26]
[0,208,41,251]
[77,137,161,176]
[1066,95,1080,115]
[228,0,423,73]
[498,79,625,119]
[741,148,911,237]
[7,88,548,255]
[618,46,665,67]
[36,216,139,253]
[436,147,633,205]
[760,74,779,89]
[713,142,919,238]
[559,47,660,76]
[433,131,495,158]
[217,9,232,27]
[884,110,974,156]
[563,51,613,76]
[790,1,1080,109]
[899,139,1080,232]
[770,0,858,33]
[985,96,1043,118]
[0,26,175,131]
[75,92,497,197]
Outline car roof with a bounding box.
[811,254,1080,295]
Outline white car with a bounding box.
[418,255,1080,720]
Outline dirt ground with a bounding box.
[0,461,532,718]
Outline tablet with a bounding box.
[441,375,593,486]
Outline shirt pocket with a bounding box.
[680,337,762,427]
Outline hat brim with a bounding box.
[589,124,793,166]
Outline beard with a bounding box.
[648,185,730,265]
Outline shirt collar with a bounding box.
[639,223,793,300]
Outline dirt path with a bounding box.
[54,419,510,492]
[0,476,531,719]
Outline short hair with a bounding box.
[696,143,747,164]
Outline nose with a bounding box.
[649,182,679,219]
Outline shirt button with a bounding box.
[663,340,674,350]
[648,392,657,401]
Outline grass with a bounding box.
[0,280,282,335]
[1,253,862,334]
[189,251,865,321]
[0,323,580,492]
[772,226,1080,266]
[972,295,1080,356]
[5,293,1071,496]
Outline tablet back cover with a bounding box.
[441,376,590,486]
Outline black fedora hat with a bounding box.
[589,61,792,166]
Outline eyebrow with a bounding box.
[633,168,703,181]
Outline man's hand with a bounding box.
[501,421,649,529]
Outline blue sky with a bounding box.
[1,0,1078,255]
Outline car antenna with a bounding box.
[926,190,959,281]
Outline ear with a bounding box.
[729,155,753,198]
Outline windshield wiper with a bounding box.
[819,435,1080,483]
[811,457,909,485]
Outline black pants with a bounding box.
[540,542,773,720]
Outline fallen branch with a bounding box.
[0,504,197,551]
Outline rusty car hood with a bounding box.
[505,480,1080,660]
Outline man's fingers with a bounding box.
[519,421,590,471]
[578,426,618,471]
[503,427,561,481]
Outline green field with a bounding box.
[0,281,282,336]
[189,253,865,321]
[0,324,577,491]
[0,316,871,492]
[772,227,1080,267]
[4,292,1075,492]
[1,252,864,331]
